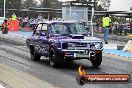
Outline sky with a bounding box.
[109,0,132,11]
[58,0,132,11]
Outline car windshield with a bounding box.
[51,23,87,35]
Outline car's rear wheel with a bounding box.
[49,48,63,67]
[30,47,41,61]
[90,52,102,68]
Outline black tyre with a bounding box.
[30,47,41,61]
[76,76,86,85]
[49,48,63,67]
[90,52,102,68]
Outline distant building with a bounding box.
[62,1,89,22]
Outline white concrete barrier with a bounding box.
[0,84,5,88]
[123,40,132,53]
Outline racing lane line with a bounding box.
[0,40,29,52]
[0,40,28,52]
[0,63,55,88]
[0,45,30,57]
[0,50,31,67]
[0,45,31,62]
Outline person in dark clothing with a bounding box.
[129,21,132,34]
[2,19,9,34]
[118,23,123,35]
[96,19,100,31]
[123,23,128,36]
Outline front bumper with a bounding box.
[60,49,102,59]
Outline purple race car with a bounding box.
[26,21,103,67]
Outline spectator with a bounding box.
[11,13,17,20]
[2,19,9,34]
[129,21,132,34]
[113,21,119,35]
[29,17,37,30]
[23,16,29,27]
[101,14,112,44]
[123,22,128,36]
[118,22,123,35]
[37,14,43,23]
[95,19,100,31]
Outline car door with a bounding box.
[33,23,43,54]
[38,23,49,56]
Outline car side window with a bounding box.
[42,24,47,33]
[34,24,42,36]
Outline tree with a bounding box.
[7,0,22,9]
[0,0,23,16]
[96,0,111,11]
[95,5,105,11]
[39,0,62,9]
[0,0,4,16]
[21,0,38,9]
[39,0,51,8]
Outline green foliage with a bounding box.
[98,0,111,10]
[0,0,19,16]
[39,0,62,9]
[111,16,125,23]
[21,0,38,9]
[6,0,22,9]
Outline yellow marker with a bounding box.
[128,34,132,38]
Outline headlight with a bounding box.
[61,43,75,49]
[68,43,75,47]
[62,43,68,49]
[95,42,102,49]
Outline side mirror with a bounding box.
[47,33,51,38]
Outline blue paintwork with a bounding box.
[9,31,33,37]
[103,49,132,58]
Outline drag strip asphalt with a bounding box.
[0,35,132,88]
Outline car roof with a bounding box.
[39,20,81,24]
[0,17,7,20]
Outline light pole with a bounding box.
[91,0,95,37]
[4,0,6,18]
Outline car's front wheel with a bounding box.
[90,52,102,68]
[49,48,63,67]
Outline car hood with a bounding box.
[50,35,102,43]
